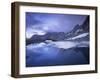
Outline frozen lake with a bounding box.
[26,41,89,67]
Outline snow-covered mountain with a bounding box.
[65,16,89,39]
[26,16,89,45]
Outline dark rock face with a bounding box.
[26,16,89,45]
[65,16,89,38]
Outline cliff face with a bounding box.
[26,16,89,45]
[66,16,89,38]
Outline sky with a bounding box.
[26,12,88,38]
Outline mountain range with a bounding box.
[26,16,89,45]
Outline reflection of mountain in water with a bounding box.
[26,16,90,67]
[26,42,89,67]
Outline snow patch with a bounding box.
[67,33,89,40]
[46,41,89,49]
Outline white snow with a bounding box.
[51,41,77,49]
[26,28,46,39]
[67,33,89,40]
[26,31,89,50]
[46,41,89,49]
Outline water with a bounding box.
[26,41,89,67]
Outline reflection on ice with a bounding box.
[46,40,89,49]
[50,41,78,49]
[26,40,89,67]
[26,40,89,56]
[27,40,89,52]
[26,42,59,54]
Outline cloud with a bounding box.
[26,12,88,35]
[26,27,46,39]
